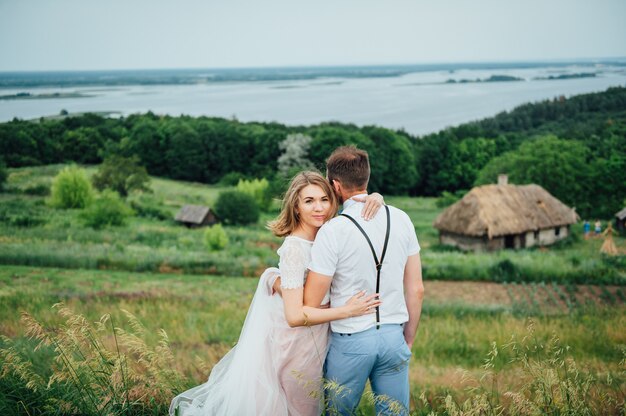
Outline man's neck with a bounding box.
[342,189,368,203]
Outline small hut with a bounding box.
[615,207,626,234]
[433,177,578,251]
[175,205,217,228]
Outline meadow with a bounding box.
[1,164,625,414]
[2,165,624,284]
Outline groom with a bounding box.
[304,146,424,415]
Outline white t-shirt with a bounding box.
[309,196,420,334]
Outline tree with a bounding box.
[0,158,7,191]
[475,135,592,214]
[362,127,419,194]
[61,127,105,164]
[49,165,94,209]
[123,118,167,176]
[163,121,207,182]
[277,133,315,175]
[92,155,151,198]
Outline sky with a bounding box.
[1,0,625,72]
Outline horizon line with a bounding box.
[2,56,626,74]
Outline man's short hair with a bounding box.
[326,146,370,190]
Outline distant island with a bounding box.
[0,60,622,88]
[534,72,597,80]
[0,91,92,100]
[445,75,524,84]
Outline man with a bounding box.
[304,146,424,415]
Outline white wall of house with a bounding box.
[439,225,570,252]
[536,226,569,246]
[440,232,504,252]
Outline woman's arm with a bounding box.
[282,288,380,328]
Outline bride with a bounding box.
[170,171,383,416]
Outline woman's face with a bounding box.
[296,184,331,229]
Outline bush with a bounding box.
[436,190,467,208]
[92,155,150,197]
[204,224,229,251]
[236,178,272,211]
[490,259,521,282]
[214,190,260,225]
[80,190,133,229]
[22,183,50,196]
[127,193,170,220]
[0,158,7,191]
[218,172,247,186]
[48,165,94,209]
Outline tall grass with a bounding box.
[2,307,624,415]
[1,303,184,415]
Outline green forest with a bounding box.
[1,86,625,218]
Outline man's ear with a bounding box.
[331,179,341,194]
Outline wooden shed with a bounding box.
[175,205,217,228]
[433,181,579,252]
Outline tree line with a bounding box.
[1,86,624,218]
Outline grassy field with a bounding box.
[2,165,625,284]
[1,164,625,414]
[1,266,624,414]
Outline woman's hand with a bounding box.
[342,291,382,318]
[353,193,384,221]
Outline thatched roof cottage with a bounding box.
[175,205,217,228]
[433,177,578,251]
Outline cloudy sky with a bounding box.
[1,0,625,71]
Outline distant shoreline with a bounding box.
[0,59,624,88]
[0,91,92,100]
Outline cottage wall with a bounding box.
[536,226,569,246]
[439,232,504,252]
[440,226,569,252]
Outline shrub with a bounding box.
[92,155,151,197]
[236,178,272,211]
[218,171,247,186]
[127,193,170,220]
[436,190,467,208]
[22,183,50,196]
[214,190,260,225]
[81,190,133,229]
[204,224,229,251]
[0,158,7,191]
[490,258,521,282]
[48,165,94,209]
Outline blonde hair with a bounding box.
[267,171,338,237]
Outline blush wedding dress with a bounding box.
[170,236,329,416]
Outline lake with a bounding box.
[1,63,625,135]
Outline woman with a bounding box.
[170,171,383,416]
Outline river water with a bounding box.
[1,64,625,135]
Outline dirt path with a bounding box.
[425,280,625,311]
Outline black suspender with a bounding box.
[340,205,390,329]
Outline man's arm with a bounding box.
[403,253,424,348]
[304,271,333,307]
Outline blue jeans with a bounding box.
[324,324,411,415]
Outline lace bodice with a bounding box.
[277,236,313,290]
